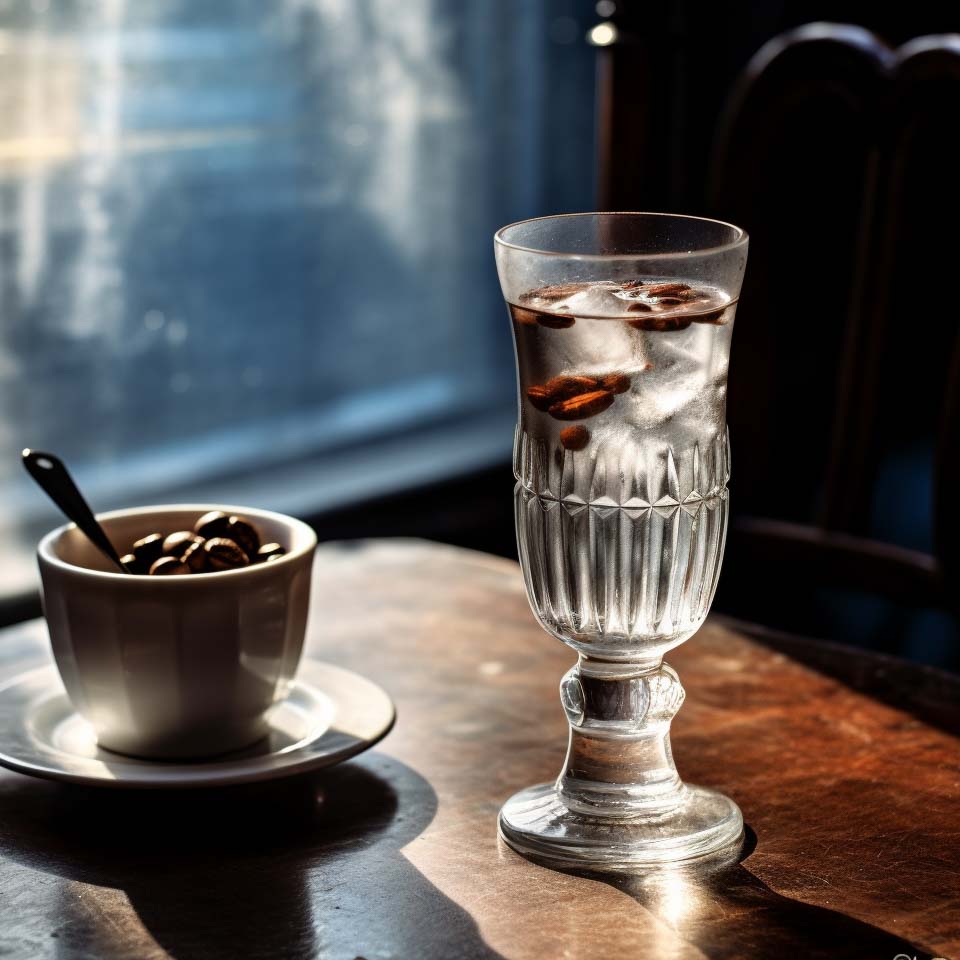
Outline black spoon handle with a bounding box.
[22,449,131,574]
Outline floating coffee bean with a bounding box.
[543,375,600,403]
[256,543,285,562]
[181,538,208,573]
[626,301,653,313]
[510,305,541,326]
[194,510,231,540]
[163,531,202,556]
[528,375,601,411]
[560,425,590,451]
[526,385,553,411]
[548,390,615,421]
[627,314,693,332]
[536,312,575,329]
[599,372,630,395]
[132,533,164,566]
[644,282,691,297]
[520,282,586,304]
[205,537,250,571]
[692,307,726,325]
[149,556,191,576]
[224,516,259,557]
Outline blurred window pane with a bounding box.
[0,0,596,595]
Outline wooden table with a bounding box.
[0,540,957,959]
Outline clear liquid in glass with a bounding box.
[510,279,735,662]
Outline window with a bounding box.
[0,0,596,598]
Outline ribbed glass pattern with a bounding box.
[515,481,728,658]
[514,426,730,506]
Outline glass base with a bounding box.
[499,782,744,872]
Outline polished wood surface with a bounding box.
[0,540,957,959]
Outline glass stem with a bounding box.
[557,655,687,819]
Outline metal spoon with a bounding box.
[22,449,133,574]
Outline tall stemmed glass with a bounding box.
[495,213,748,870]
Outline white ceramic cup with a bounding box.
[37,504,317,760]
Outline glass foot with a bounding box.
[499,782,744,872]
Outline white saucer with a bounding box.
[0,660,395,789]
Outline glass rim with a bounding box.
[494,211,748,261]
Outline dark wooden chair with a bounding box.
[598,22,960,634]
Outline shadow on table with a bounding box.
[0,754,504,960]
[588,828,939,960]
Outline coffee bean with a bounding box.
[149,556,191,576]
[253,543,287,563]
[256,543,286,562]
[627,314,693,332]
[205,537,250,571]
[224,516,260,557]
[163,531,202,556]
[560,425,590,451]
[528,375,603,411]
[132,533,164,566]
[510,305,541,326]
[543,375,600,402]
[599,372,631,394]
[692,307,726,325]
[520,282,586,303]
[644,282,691,297]
[120,553,147,575]
[548,390,615,421]
[526,385,554,411]
[536,313,576,329]
[181,538,208,573]
[194,511,231,540]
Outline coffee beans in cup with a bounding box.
[120,512,286,576]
